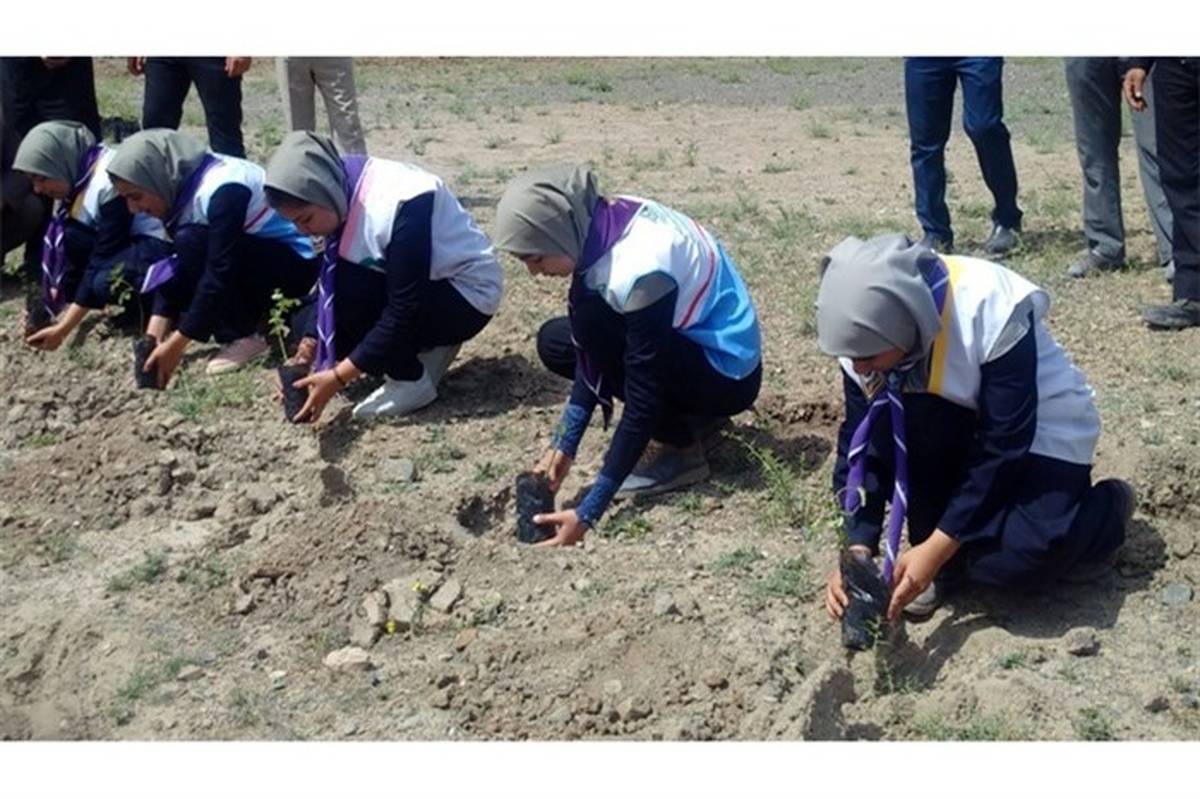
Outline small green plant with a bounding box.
[176,555,228,592]
[714,547,764,572]
[170,369,259,421]
[544,126,564,145]
[473,461,500,482]
[1073,707,1115,741]
[808,122,833,140]
[762,161,793,175]
[683,140,699,168]
[408,135,436,156]
[483,135,507,150]
[600,510,654,540]
[108,551,168,593]
[267,288,301,360]
[724,431,801,531]
[24,432,59,449]
[913,713,1017,741]
[790,94,811,112]
[672,492,704,516]
[998,651,1027,670]
[42,531,77,563]
[752,556,811,599]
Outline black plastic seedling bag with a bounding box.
[515,471,555,544]
[840,548,891,650]
[278,364,310,423]
[132,335,161,390]
[24,290,51,337]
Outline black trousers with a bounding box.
[154,226,317,343]
[535,296,762,446]
[1152,58,1200,300]
[293,274,491,380]
[0,57,101,139]
[142,58,245,158]
[1,172,48,279]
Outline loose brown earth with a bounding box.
[1,58,1198,741]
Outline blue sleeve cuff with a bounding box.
[576,474,619,527]
[550,402,592,459]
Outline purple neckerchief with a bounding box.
[140,153,221,295]
[842,255,949,586]
[569,196,642,428]
[315,154,369,371]
[40,144,103,316]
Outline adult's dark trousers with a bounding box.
[535,294,762,447]
[152,226,316,342]
[904,57,1022,246]
[0,57,101,139]
[1064,57,1173,266]
[1152,58,1200,301]
[293,269,491,381]
[142,58,245,157]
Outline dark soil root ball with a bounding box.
[278,364,311,423]
[24,290,52,337]
[133,335,160,390]
[840,548,891,651]
[515,471,555,544]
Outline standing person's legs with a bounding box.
[1129,71,1176,270]
[312,58,367,154]
[904,57,958,246]
[1152,60,1200,304]
[141,58,192,131]
[187,58,245,158]
[1064,57,1126,264]
[36,58,101,139]
[959,57,1022,231]
[276,57,318,132]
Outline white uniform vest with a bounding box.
[338,157,502,316]
[840,255,1100,465]
[69,146,167,240]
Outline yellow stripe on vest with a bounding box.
[927,255,963,396]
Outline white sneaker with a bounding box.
[206,335,268,375]
[352,371,438,420]
[417,343,461,386]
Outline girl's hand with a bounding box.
[292,368,341,423]
[25,323,67,351]
[886,531,960,621]
[825,566,849,620]
[144,333,188,388]
[534,448,573,492]
[531,509,588,548]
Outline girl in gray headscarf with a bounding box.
[14,121,171,351]
[818,233,1133,630]
[106,129,318,387]
[261,131,502,423]
[493,166,763,548]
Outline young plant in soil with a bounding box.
[268,289,308,422]
[111,263,160,389]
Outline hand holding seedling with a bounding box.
[144,332,189,388]
[292,360,360,423]
[534,448,573,491]
[886,530,960,621]
[824,545,871,620]
[25,322,68,351]
[531,509,588,548]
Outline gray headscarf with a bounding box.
[12,121,97,185]
[816,233,943,359]
[493,165,600,260]
[106,128,208,208]
[264,131,350,222]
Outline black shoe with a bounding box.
[1143,299,1200,330]
[917,233,953,254]
[1067,250,1123,279]
[982,224,1021,257]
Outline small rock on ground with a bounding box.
[1162,583,1194,606]
[1064,627,1100,657]
[653,592,680,617]
[323,647,373,672]
[429,579,463,613]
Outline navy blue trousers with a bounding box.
[535,293,762,447]
[1152,58,1200,301]
[904,57,1023,246]
[142,58,245,158]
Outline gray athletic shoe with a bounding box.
[417,343,462,386]
[614,441,710,500]
[981,224,1021,257]
[902,579,946,620]
[1067,250,1122,279]
[1143,299,1200,330]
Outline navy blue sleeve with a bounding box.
[832,370,889,552]
[937,320,1038,542]
[178,183,252,341]
[575,287,676,524]
[348,191,434,374]
[89,195,134,263]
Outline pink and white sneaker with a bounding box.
[206,335,269,375]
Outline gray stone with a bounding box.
[341,721,360,737]
[269,670,288,690]
[381,458,418,484]
[350,614,381,649]
[603,679,623,697]
[616,696,652,722]
[185,500,218,521]
[385,593,423,632]
[233,592,255,615]
[323,647,373,672]
[1162,583,1194,606]
[175,665,205,682]
[453,628,478,651]
[1182,694,1200,710]
[1064,627,1100,657]
[570,578,594,593]
[653,592,680,617]
[243,484,277,515]
[701,670,729,690]
[1169,533,1196,559]
[156,450,180,467]
[430,689,452,709]
[547,705,574,726]
[155,467,173,496]
[429,579,463,614]
[361,592,388,627]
